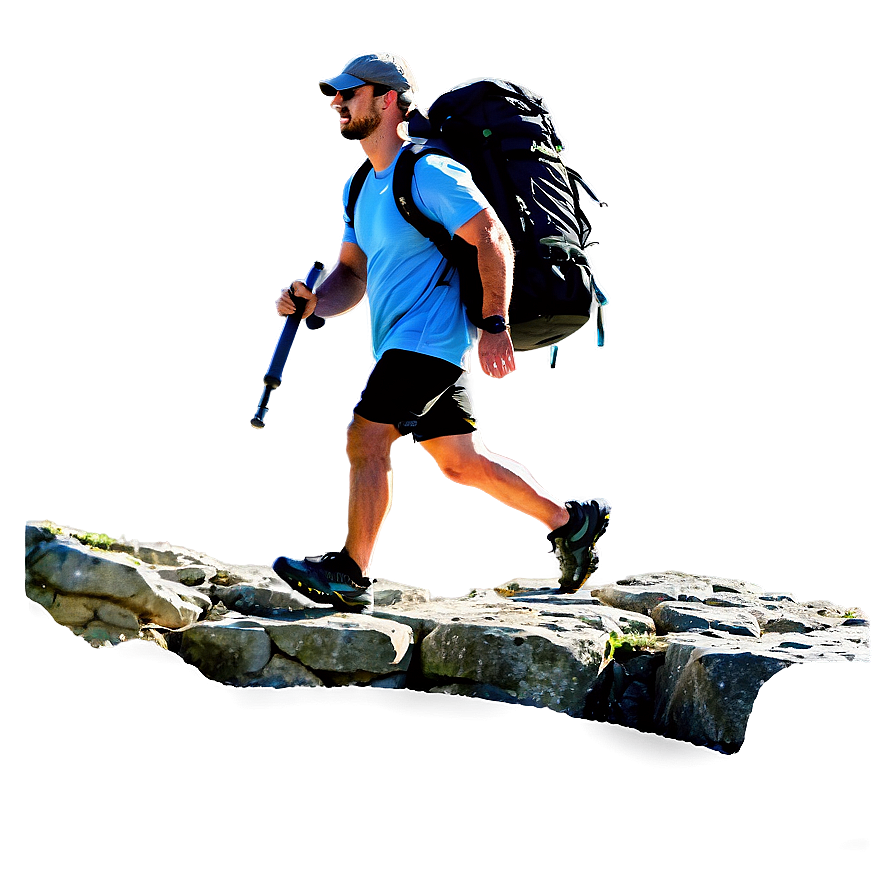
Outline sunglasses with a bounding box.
[337,82,392,102]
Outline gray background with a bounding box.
[0,0,894,894]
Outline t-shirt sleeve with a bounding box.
[341,175,359,245]
[411,154,490,235]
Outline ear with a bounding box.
[380,88,398,110]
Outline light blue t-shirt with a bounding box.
[342,147,488,369]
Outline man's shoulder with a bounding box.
[406,147,474,193]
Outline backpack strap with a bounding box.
[344,159,373,228]
[392,146,455,255]
[392,144,484,326]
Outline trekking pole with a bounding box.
[250,262,326,429]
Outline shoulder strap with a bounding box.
[345,159,373,227]
[392,146,455,255]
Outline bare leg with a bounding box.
[344,414,402,575]
[421,432,569,531]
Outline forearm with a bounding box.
[478,230,514,320]
[455,208,514,321]
[312,262,367,317]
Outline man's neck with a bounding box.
[360,126,405,172]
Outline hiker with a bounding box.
[273,53,609,610]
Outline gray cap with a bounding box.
[319,53,417,98]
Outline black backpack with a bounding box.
[345,78,608,358]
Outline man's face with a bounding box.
[331,84,382,141]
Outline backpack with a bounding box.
[345,78,608,360]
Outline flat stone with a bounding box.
[652,601,762,637]
[591,584,703,616]
[262,614,414,675]
[420,621,609,716]
[212,582,317,617]
[179,617,273,682]
[373,579,431,606]
[157,566,216,587]
[374,590,621,642]
[493,578,560,597]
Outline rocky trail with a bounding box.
[24,521,870,753]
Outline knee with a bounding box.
[346,418,395,465]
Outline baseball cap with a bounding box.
[319,53,417,99]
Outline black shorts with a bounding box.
[354,349,477,442]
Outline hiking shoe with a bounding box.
[273,550,374,612]
[548,499,611,593]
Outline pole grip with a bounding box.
[266,262,325,383]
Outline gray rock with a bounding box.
[157,566,216,588]
[44,595,103,627]
[652,601,762,637]
[263,614,414,675]
[25,523,59,557]
[24,523,874,755]
[654,640,793,751]
[373,579,431,606]
[79,619,142,648]
[95,601,142,631]
[178,616,273,682]
[212,582,317,617]
[231,654,324,688]
[493,578,561,597]
[591,583,701,616]
[27,536,201,630]
[145,574,213,616]
[580,605,656,636]
[420,621,608,716]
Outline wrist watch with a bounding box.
[480,315,508,334]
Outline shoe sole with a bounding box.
[273,557,373,612]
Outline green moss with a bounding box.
[604,630,658,663]
[74,531,115,550]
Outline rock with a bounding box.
[263,615,414,675]
[419,621,608,716]
[652,601,762,637]
[157,566,216,588]
[212,582,317,617]
[231,655,324,688]
[654,640,793,751]
[27,535,202,630]
[583,605,655,636]
[79,619,141,648]
[429,681,541,706]
[493,578,559,597]
[178,616,273,682]
[44,595,103,627]
[613,570,764,596]
[24,523,873,755]
[95,601,142,631]
[591,583,708,616]
[372,579,431,606]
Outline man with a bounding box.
[273,53,609,611]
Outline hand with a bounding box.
[276,280,318,318]
[478,330,515,378]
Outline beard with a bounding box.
[340,110,381,141]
